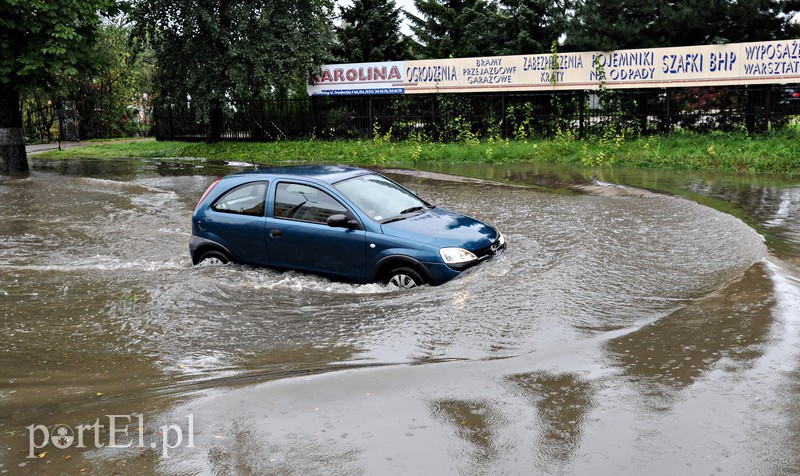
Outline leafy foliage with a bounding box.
[20,21,155,141]
[408,0,505,58]
[133,0,334,142]
[333,0,411,62]
[69,22,154,138]
[566,0,663,51]
[566,0,800,51]
[498,0,571,55]
[0,0,118,89]
[133,0,334,103]
[0,0,118,172]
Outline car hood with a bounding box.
[380,207,499,250]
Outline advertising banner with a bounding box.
[306,61,405,95]
[307,39,800,95]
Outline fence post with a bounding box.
[745,86,756,133]
[639,90,647,135]
[501,93,507,139]
[258,99,265,140]
[368,97,374,139]
[167,104,174,140]
[431,95,438,141]
[764,85,773,130]
[153,104,159,140]
[311,96,319,137]
[72,101,80,141]
[56,101,63,150]
[579,90,585,139]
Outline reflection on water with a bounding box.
[607,262,775,408]
[201,417,363,476]
[507,372,593,473]
[1,157,799,474]
[430,399,506,470]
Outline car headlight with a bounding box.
[439,247,478,265]
[497,231,505,247]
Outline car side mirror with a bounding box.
[327,213,359,229]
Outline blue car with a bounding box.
[190,165,505,288]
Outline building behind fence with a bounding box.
[153,85,800,143]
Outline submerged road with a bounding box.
[0,157,798,475]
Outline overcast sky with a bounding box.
[394,0,418,17]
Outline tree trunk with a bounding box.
[0,83,29,176]
[206,100,222,144]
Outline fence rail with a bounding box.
[154,86,800,142]
[22,100,80,143]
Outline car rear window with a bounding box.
[211,181,268,216]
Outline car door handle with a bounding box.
[269,229,283,238]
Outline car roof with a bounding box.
[231,165,372,184]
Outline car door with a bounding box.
[266,181,367,282]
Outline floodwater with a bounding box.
[1,157,799,475]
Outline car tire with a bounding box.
[382,267,425,289]
[197,249,231,266]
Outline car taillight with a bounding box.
[793,92,800,98]
[196,178,222,209]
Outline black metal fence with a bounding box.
[154,85,800,142]
[22,99,80,143]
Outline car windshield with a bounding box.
[335,174,430,222]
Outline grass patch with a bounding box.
[35,130,800,176]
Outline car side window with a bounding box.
[274,183,347,224]
[212,181,268,216]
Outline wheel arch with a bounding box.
[191,241,234,265]
[371,255,431,284]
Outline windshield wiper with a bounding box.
[382,205,433,224]
[399,206,426,214]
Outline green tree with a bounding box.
[333,0,410,62]
[713,0,799,43]
[566,0,800,51]
[133,0,334,143]
[566,0,662,51]
[649,0,796,46]
[498,0,571,55]
[408,0,505,58]
[64,21,154,139]
[0,0,117,175]
[23,21,154,142]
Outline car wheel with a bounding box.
[382,267,425,289]
[197,249,231,266]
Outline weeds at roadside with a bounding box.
[35,128,800,176]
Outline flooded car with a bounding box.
[190,165,505,288]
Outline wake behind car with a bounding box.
[190,165,505,288]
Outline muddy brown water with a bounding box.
[1,158,799,475]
